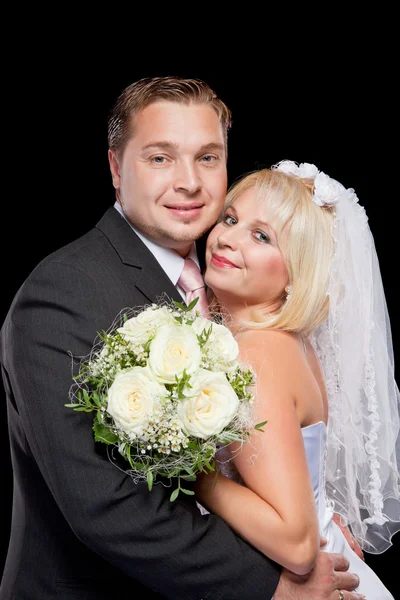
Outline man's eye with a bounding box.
[201,155,216,163]
[223,214,237,226]
[254,230,270,243]
[151,156,166,164]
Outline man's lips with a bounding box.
[165,202,204,210]
[164,203,204,218]
[210,253,239,268]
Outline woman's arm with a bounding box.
[195,331,320,576]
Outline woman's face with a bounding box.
[205,187,289,310]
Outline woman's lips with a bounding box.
[210,254,238,268]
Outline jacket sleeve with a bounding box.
[2,259,281,600]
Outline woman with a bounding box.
[195,161,400,598]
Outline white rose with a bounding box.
[191,316,211,335]
[206,322,239,371]
[148,324,202,383]
[177,369,240,438]
[117,306,174,344]
[107,366,166,438]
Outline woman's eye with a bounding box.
[223,214,237,226]
[254,230,270,243]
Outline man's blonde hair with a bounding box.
[108,76,232,160]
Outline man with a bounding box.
[0,76,363,599]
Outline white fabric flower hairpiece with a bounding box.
[273,160,351,207]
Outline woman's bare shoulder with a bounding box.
[236,329,302,366]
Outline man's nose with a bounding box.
[173,161,202,195]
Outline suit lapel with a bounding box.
[96,207,182,305]
[134,268,182,305]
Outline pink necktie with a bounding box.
[178,258,210,318]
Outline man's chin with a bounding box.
[162,225,210,246]
[133,220,213,251]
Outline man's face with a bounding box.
[109,101,228,256]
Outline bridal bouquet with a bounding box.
[67,297,263,501]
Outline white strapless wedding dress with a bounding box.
[302,421,394,599]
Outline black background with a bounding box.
[1,41,399,596]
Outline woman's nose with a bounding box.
[217,227,239,250]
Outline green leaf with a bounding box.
[64,403,79,407]
[204,459,215,472]
[180,488,195,496]
[170,488,180,502]
[186,297,199,311]
[212,471,219,489]
[93,422,119,445]
[147,470,153,491]
[181,474,197,481]
[182,465,195,475]
[91,391,101,408]
[172,297,199,312]
[73,406,93,412]
[172,299,186,311]
[254,420,268,432]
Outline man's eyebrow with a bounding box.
[198,142,225,153]
[141,141,179,151]
[140,141,225,153]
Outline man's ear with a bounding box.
[108,149,121,190]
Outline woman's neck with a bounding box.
[214,296,284,336]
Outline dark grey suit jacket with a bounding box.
[0,207,280,599]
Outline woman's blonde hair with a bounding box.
[213,167,336,334]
